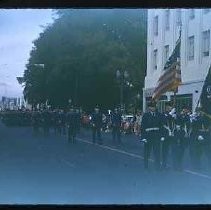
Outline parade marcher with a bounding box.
[31,109,41,136]
[171,107,190,171]
[160,103,175,170]
[104,110,112,133]
[91,106,103,145]
[140,101,164,170]
[61,109,66,135]
[189,107,211,170]
[102,113,108,132]
[42,108,51,137]
[66,107,78,143]
[75,108,81,135]
[56,109,66,136]
[111,108,122,145]
[55,109,62,136]
[50,109,58,135]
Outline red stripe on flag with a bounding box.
[152,69,181,100]
[158,62,178,82]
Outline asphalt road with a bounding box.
[0,122,211,204]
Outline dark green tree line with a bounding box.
[23,9,147,112]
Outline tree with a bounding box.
[23,9,147,111]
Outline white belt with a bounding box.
[145,127,159,132]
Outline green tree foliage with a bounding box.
[23,9,147,111]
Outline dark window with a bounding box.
[153,49,158,70]
[202,30,210,57]
[154,16,158,36]
[188,36,194,60]
[189,9,195,20]
[165,10,170,30]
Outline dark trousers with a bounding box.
[171,137,187,170]
[161,136,172,168]
[54,125,57,135]
[43,125,49,137]
[76,125,80,134]
[68,126,77,143]
[33,125,39,136]
[112,126,121,143]
[62,125,66,135]
[190,131,210,170]
[92,126,102,143]
[144,131,161,170]
[57,125,62,135]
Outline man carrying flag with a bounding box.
[190,66,211,170]
[151,31,182,171]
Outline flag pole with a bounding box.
[173,25,181,109]
[173,88,178,108]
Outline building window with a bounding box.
[154,16,158,36]
[202,30,210,57]
[188,36,194,61]
[203,9,210,14]
[189,9,195,19]
[165,10,170,30]
[153,49,158,70]
[176,9,182,26]
[164,45,169,63]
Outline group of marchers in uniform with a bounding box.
[1,102,211,172]
[141,101,211,171]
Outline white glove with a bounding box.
[198,135,204,141]
[169,108,176,116]
[176,125,180,130]
[161,137,165,141]
[172,114,177,119]
[141,139,147,143]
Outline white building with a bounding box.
[1,96,26,110]
[143,9,211,112]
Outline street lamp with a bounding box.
[68,98,72,108]
[136,93,141,109]
[116,69,129,111]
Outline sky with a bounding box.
[0,9,54,99]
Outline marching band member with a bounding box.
[171,106,190,171]
[140,101,164,170]
[160,102,175,170]
[189,107,210,170]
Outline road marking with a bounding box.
[76,137,211,180]
[184,169,211,180]
[77,138,153,161]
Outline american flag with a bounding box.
[152,34,182,101]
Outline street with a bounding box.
[0,122,211,204]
